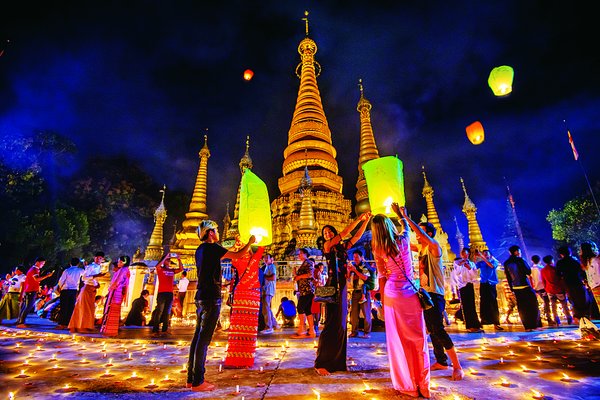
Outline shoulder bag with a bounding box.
[392,241,434,311]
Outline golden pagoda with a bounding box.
[460,177,487,252]
[171,135,210,275]
[270,11,352,257]
[421,168,456,263]
[355,79,380,215]
[145,185,167,261]
[222,202,231,244]
[453,216,465,255]
[223,136,253,248]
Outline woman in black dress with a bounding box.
[315,213,371,376]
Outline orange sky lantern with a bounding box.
[466,121,485,145]
[243,69,254,81]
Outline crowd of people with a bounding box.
[1,209,599,398]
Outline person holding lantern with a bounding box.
[396,204,464,381]
[314,212,370,376]
[371,207,430,398]
[224,237,264,368]
[187,220,255,392]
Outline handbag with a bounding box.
[392,243,434,311]
[314,285,338,303]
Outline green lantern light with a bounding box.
[362,156,406,216]
[239,169,272,245]
[488,65,514,96]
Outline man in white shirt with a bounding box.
[452,248,483,333]
[177,270,190,316]
[261,253,279,334]
[530,255,553,326]
[0,266,26,324]
[55,258,84,329]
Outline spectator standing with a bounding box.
[503,245,539,331]
[152,253,183,337]
[541,255,573,325]
[530,255,554,326]
[452,248,483,333]
[70,252,106,333]
[475,249,503,330]
[177,270,189,315]
[348,250,373,338]
[291,248,316,338]
[261,253,278,334]
[557,245,591,324]
[55,258,84,329]
[16,257,53,327]
[0,267,26,324]
[580,242,600,310]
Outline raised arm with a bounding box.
[393,203,441,257]
[224,235,256,260]
[348,212,371,247]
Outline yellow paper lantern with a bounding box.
[466,121,485,145]
[238,169,272,245]
[362,156,405,216]
[488,65,514,96]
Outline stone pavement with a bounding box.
[1,315,600,399]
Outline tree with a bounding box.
[547,195,600,246]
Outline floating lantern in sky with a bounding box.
[466,121,485,145]
[243,69,254,81]
[362,156,405,216]
[488,65,514,96]
[239,169,272,245]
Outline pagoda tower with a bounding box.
[460,177,487,252]
[355,79,380,215]
[145,185,168,261]
[421,168,455,263]
[171,135,210,272]
[222,202,231,244]
[223,136,253,248]
[270,11,351,257]
[453,216,465,255]
[295,162,318,248]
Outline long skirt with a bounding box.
[384,280,430,395]
[224,287,261,368]
[0,293,20,320]
[315,279,348,372]
[459,283,482,329]
[514,287,540,330]
[101,302,122,337]
[479,283,500,325]
[69,284,97,332]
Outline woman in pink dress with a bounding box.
[371,206,430,398]
[100,255,130,337]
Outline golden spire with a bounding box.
[146,185,168,261]
[355,78,380,214]
[297,162,317,247]
[222,202,231,241]
[173,134,210,252]
[278,12,343,195]
[302,10,310,36]
[421,167,440,229]
[239,135,253,173]
[454,216,465,253]
[460,177,487,251]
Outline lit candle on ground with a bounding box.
[499,377,510,387]
[531,389,545,399]
[468,368,479,375]
[313,340,317,348]
[145,379,158,389]
[312,389,321,400]
[537,346,541,353]
[259,366,264,373]
[500,357,504,364]
[163,344,167,350]
[101,369,113,377]
[127,352,133,360]
[561,373,577,382]
[106,358,113,367]
[235,385,240,393]
[50,353,57,361]
[180,363,187,373]
[79,358,89,364]
[16,369,29,378]
[57,383,76,393]
[128,371,142,380]
[520,365,535,373]
[162,374,174,382]
[219,364,223,373]
[285,340,289,348]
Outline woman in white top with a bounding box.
[580,241,600,308]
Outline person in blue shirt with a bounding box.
[276,296,296,327]
[475,249,503,330]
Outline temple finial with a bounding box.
[358,78,364,96]
[460,177,467,195]
[245,135,250,153]
[160,184,166,203]
[302,10,310,36]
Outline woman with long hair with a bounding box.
[100,255,130,337]
[371,206,430,398]
[224,238,264,368]
[314,212,370,376]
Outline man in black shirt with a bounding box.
[187,220,255,392]
[556,245,591,323]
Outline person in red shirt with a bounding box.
[151,252,183,337]
[16,257,54,327]
[541,255,573,325]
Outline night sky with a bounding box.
[2,1,599,258]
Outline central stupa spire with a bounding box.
[278,10,343,195]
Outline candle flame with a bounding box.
[469,368,478,374]
[312,389,321,399]
[363,382,371,390]
[531,389,543,398]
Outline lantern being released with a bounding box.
[243,69,254,81]
[362,156,406,216]
[239,169,272,245]
[488,65,514,96]
[466,121,485,145]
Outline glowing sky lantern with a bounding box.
[243,69,254,81]
[466,121,485,145]
[488,65,514,96]
[238,169,272,245]
[362,156,405,216]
